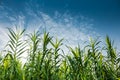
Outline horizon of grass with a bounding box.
[0,27,120,80]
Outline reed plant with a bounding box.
[0,27,119,80]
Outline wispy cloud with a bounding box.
[0,3,100,50]
[1,1,120,64]
[0,2,106,64]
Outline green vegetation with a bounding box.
[0,27,120,80]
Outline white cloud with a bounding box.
[0,25,8,50]
[0,4,100,49]
[0,4,101,63]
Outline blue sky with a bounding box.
[0,0,120,50]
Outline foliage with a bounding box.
[0,28,120,80]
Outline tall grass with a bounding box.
[0,28,120,80]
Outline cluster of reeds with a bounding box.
[0,27,120,80]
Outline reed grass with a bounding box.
[0,28,120,80]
